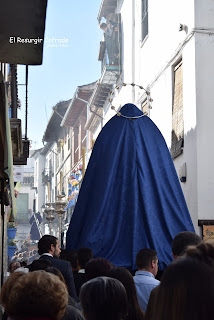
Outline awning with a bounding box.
[43,100,71,143]
[61,82,97,128]
[98,0,117,22]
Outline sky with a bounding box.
[18,0,103,149]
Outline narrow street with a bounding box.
[1,0,214,319]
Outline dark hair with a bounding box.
[46,267,67,287]
[100,22,107,29]
[77,247,93,269]
[107,267,144,320]
[38,235,58,255]
[80,277,128,320]
[153,257,214,320]
[185,241,214,266]
[69,249,78,269]
[172,231,201,256]
[136,249,157,269]
[28,258,52,272]
[85,258,113,281]
[60,249,78,269]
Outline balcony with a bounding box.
[13,139,30,165]
[85,13,122,132]
[98,17,121,86]
[99,43,120,85]
[97,0,118,23]
[10,118,22,158]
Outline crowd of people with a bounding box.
[1,231,214,320]
[12,243,39,266]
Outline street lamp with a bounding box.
[55,194,68,247]
[44,203,55,235]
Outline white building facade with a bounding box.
[86,0,214,234]
[32,149,45,215]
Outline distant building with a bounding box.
[14,151,35,224]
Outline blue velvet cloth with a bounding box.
[66,104,195,270]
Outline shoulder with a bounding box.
[51,258,71,271]
[39,255,53,261]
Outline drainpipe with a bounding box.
[75,94,90,165]
[132,0,135,103]
[10,64,18,118]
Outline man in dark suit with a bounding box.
[38,235,78,301]
[74,247,93,297]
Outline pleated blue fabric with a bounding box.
[66,104,194,270]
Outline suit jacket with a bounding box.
[73,272,87,297]
[39,255,78,301]
[62,305,84,320]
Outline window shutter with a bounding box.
[142,0,148,41]
[171,61,184,159]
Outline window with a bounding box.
[171,60,184,159]
[142,0,148,42]
[23,176,34,185]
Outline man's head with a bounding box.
[136,249,158,276]
[60,249,78,270]
[172,231,202,259]
[100,22,108,31]
[77,247,93,269]
[85,258,113,281]
[80,277,128,320]
[38,235,61,258]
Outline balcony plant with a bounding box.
[8,239,17,258]
[7,221,17,239]
[7,221,16,228]
[8,239,16,246]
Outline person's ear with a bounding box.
[77,260,81,270]
[172,252,177,260]
[151,260,155,268]
[50,244,55,253]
